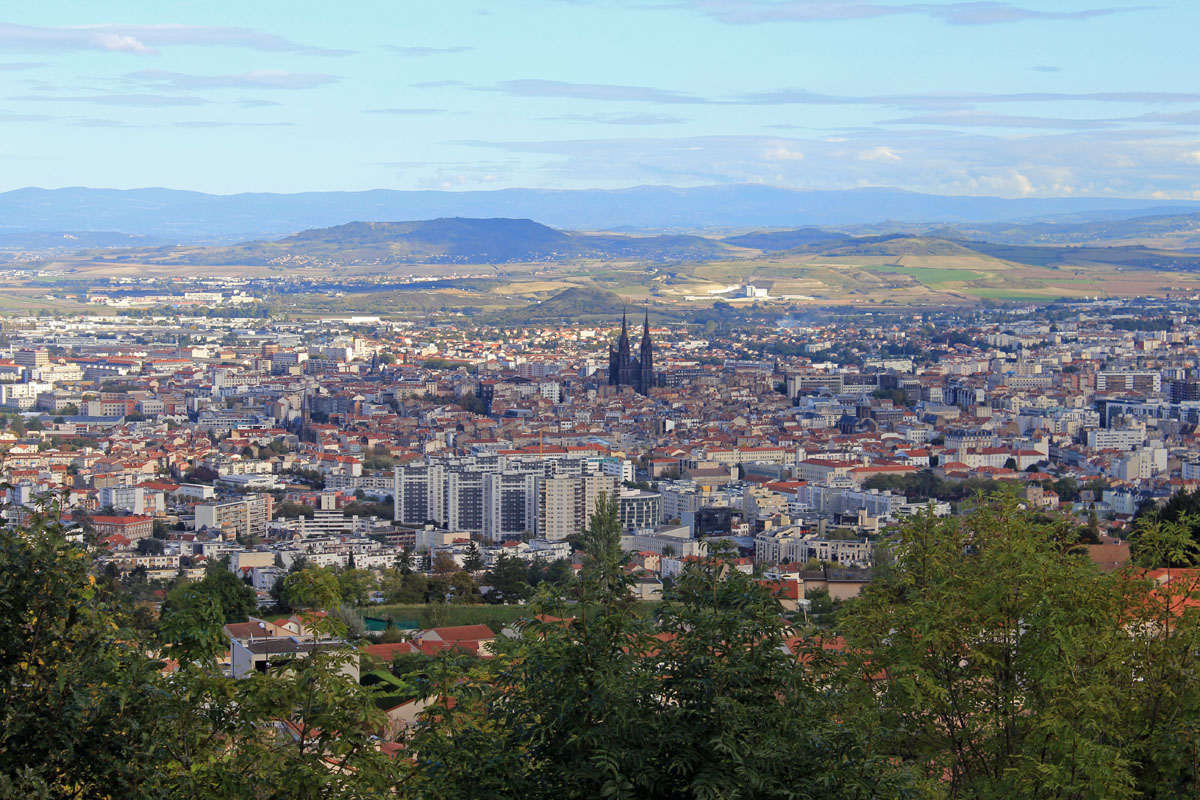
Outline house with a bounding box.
[91,514,154,541]
[224,617,292,644]
[230,637,357,680]
[411,624,496,655]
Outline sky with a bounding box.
[1,0,1199,198]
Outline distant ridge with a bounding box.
[97,217,730,266]
[51,215,1200,273]
[3,185,1199,243]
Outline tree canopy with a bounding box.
[2,495,1200,799]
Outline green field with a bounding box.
[860,265,986,285]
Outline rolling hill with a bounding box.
[88,218,731,266]
[713,226,1200,271]
[720,227,848,250]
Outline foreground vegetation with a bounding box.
[3,494,1200,799]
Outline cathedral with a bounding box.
[608,310,654,395]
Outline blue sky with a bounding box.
[2,0,1199,197]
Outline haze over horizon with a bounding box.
[3,1,1199,199]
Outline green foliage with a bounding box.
[159,581,227,664]
[341,499,394,519]
[282,565,343,611]
[804,586,837,628]
[872,387,910,407]
[527,557,576,589]
[456,390,488,415]
[336,568,376,607]
[136,535,165,555]
[162,561,257,624]
[484,552,531,604]
[4,495,1200,799]
[461,540,485,572]
[274,499,315,519]
[381,569,429,604]
[0,511,171,798]
[837,497,1200,798]
[408,496,912,800]
[862,469,1017,504]
[1139,487,1200,561]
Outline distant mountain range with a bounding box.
[3,184,1200,243]
[76,217,1200,272]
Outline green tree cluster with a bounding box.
[4,495,1200,799]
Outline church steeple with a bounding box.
[609,310,653,396]
[639,308,654,394]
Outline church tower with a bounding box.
[638,310,654,394]
[607,311,653,396]
[617,309,637,388]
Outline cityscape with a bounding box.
[3,1,1200,799]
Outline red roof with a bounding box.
[759,578,800,600]
[363,642,420,660]
[425,624,494,643]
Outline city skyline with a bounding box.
[1,1,1198,198]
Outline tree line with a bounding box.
[2,493,1199,798]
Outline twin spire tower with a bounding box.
[607,309,655,395]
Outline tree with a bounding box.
[836,496,1200,798]
[281,565,343,612]
[0,510,171,797]
[1142,486,1200,558]
[336,568,374,606]
[484,552,531,604]
[448,570,481,604]
[1,509,398,799]
[163,562,257,624]
[458,540,483,572]
[456,391,488,415]
[528,557,575,589]
[136,536,165,555]
[381,569,427,604]
[274,500,315,520]
[409,495,911,800]
[803,586,836,627]
[431,550,459,576]
[184,464,220,483]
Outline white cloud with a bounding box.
[969,171,1036,195]
[765,146,805,160]
[859,146,901,162]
